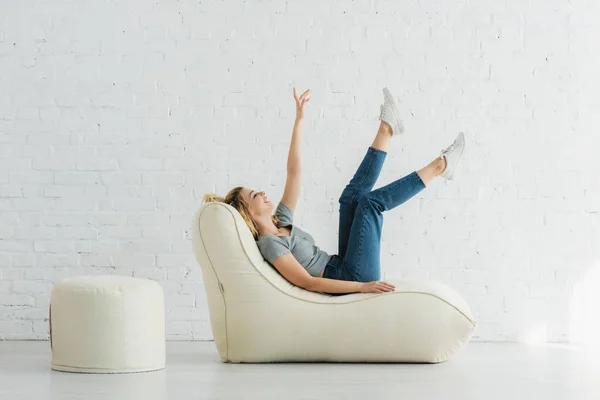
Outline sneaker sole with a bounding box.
[383,87,404,134]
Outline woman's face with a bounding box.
[241,188,274,216]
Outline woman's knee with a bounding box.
[356,194,376,211]
[338,191,353,206]
[340,188,373,207]
[356,193,385,213]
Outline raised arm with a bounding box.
[281,88,310,213]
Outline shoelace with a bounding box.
[380,98,402,122]
[380,103,395,120]
[441,140,458,156]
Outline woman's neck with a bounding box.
[256,218,280,237]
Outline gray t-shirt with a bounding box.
[256,202,331,278]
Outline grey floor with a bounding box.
[1,341,599,400]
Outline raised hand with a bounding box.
[293,87,310,120]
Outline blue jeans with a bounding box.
[323,147,426,282]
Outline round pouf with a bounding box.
[49,275,165,373]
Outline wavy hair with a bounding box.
[203,186,280,241]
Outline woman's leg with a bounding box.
[341,165,437,282]
[338,137,461,282]
[337,122,392,259]
[417,157,446,185]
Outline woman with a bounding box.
[203,87,466,295]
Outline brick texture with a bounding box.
[1,0,599,343]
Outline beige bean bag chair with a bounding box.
[192,202,476,363]
[49,275,165,373]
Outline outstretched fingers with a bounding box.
[376,281,395,293]
[293,87,310,104]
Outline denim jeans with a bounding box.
[323,147,426,282]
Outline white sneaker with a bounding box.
[439,132,466,181]
[379,87,404,135]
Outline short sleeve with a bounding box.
[275,201,293,227]
[259,237,291,264]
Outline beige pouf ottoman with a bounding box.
[49,275,165,373]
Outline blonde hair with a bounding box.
[203,186,279,241]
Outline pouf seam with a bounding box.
[198,205,231,361]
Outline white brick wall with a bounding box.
[1,0,599,343]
